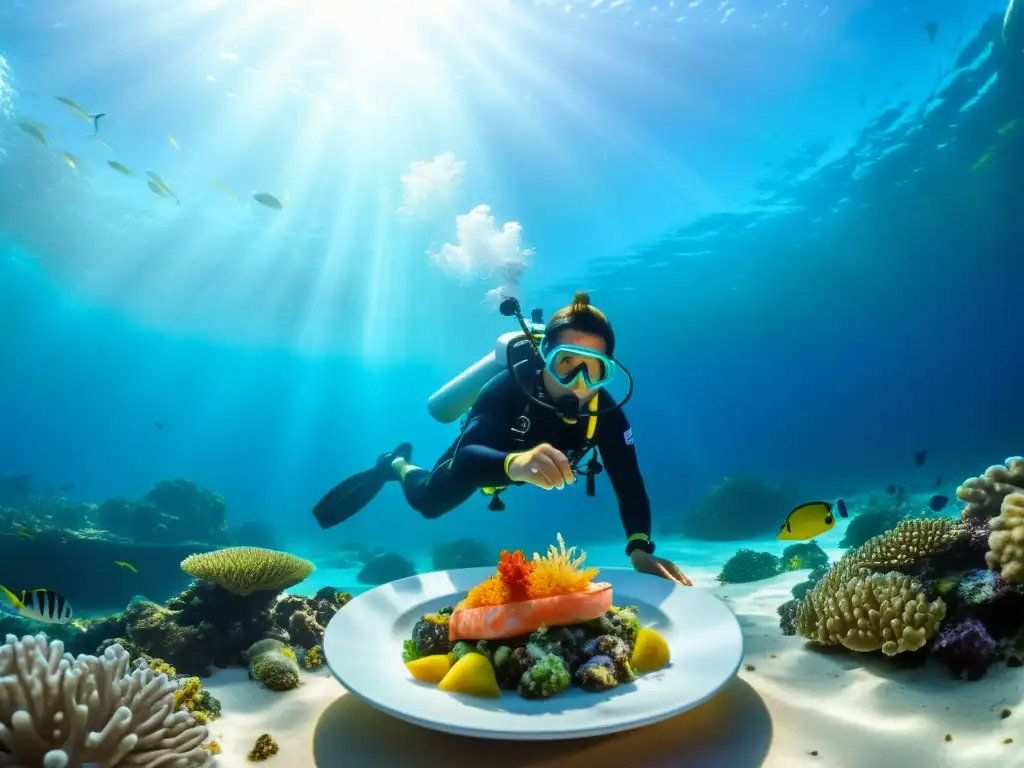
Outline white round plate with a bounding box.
[324,566,743,741]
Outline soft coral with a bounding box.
[497,549,534,601]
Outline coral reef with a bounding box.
[247,638,300,691]
[780,455,1024,680]
[838,494,913,549]
[781,541,830,571]
[115,577,350,676]
[356,552,417,585]
[795,569,946,655]
[717,549,782,584]
[987,491,1024,582]
[432,538,494,570]
[0,633,212,766]
[97,479,230,544]
[932,618,998,681]
[717,542,830,585]
[675,475,804,540]
[0,476,275,610]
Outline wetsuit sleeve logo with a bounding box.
[623,427,634,446]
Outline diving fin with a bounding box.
[312,469,387,530]
[312,443,412,530]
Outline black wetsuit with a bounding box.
[400,368,654,554]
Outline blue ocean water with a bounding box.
[0,0,1021,599]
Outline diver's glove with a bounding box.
[505,443,577,491]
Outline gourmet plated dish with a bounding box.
[401,535,671,699]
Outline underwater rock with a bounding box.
[932,618,998,681]
[357,552,417,585]
[432,538,494,571]
[676,476,804,541]
[717,549,781,584]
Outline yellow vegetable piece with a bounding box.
[631,627,671,673]
[437,652,500,697]
[405,654,451,683]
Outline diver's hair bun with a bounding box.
[571,290,592,310]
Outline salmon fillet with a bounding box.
[448,582,613,641]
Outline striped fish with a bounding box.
[0,585,73,624]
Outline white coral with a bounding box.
[0,634,214,767]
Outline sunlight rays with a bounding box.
[2,0,740,350]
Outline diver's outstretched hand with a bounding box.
[630,550,693,586]
[506,443,576,491]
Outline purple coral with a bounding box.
[932,619,998,681]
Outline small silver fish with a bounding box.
[0,586,73,624]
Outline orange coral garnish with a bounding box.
[525,533,598,600]
[463,574,511,609]
[461,536,597,607]
[497,549,534,601]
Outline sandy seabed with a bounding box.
[206,569,1024,768]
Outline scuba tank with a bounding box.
[427,308,545,423]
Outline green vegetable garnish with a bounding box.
[402,638,421,663]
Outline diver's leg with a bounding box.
[398,444,476,519]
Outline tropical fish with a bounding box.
[168,134,180,152]
[935,473,943,488]
[90,136,113,151]
[886,484,896,494]
[252,191,285,210]
[972,151,993,171]
[998,119,1019,136]
[0,586,73,624]
[776,499,849,541]
[924,21,939,42]
[913,448,929,466]
[146,173,180,205]
[16,529,33,540]
[107,160,133,176]
[62,152,78,169]
[154,421,164,429]
[212,177,235,197]
[114,560,138,573]
[928,494,949,512]
[54,96,104,133]
[18,121,48,145]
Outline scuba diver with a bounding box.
[312,291,691,586]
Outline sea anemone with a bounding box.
[526,534,598,599]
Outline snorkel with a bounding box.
[498,296,634,420]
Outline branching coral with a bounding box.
[854,518,963,573]
[987,491,1024,582]
[0,634,212,767]
[181,546,314,596]
[795,569,946,655]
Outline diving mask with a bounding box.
[543,343,616,390]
